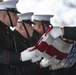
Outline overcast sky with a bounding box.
[17,0,58,14]
[17,0,41,13]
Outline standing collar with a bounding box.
[0,21,11,32]
[14,29,27,41]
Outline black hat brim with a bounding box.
[7,8,20,14]
[23,20,35,24]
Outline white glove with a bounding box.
[40,58,51,68]
[40,56,60,68]
[31,56,42,63]
[40,57,65,70]
[49,62,64,70]
[21,46,36,61]
[21,46,43,62]
[49,27,63,39]
[49,59,70,70]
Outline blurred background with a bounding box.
[0,0,2,2]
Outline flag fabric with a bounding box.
[45,37,73,59]
[48,41,76,70]
[34,26,63,56]
[21,26,63,62]
[40,37,73,68]
[62,41,76,67]
[21,26,53,61]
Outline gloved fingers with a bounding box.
[50,64,63,70]
[49,27,63,39]
[31,56,42,63]
[40,55,60,68]
[49,60,67,70]
[40,58,51,68]
[21,49,36,62]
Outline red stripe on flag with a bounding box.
[46,45,68,60]
[37,41,49,52]
[45,26,53,36]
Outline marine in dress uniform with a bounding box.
[29,14,53,46]
[13,12,41,75]
[0,0,21,75]
[28,14,53,75]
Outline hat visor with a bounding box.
[7,8,20,14]
[11,9,20,14]
[29,21,35,24]
[23,20,35,24]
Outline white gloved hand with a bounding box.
[40,56,60,68]
[21,46,36,62]
[50,58,76,70]
[49,58,71,70]
[40,58,51,68]
[49,62,64,70]
[31,56,42,63]
[49,27,63,39]
[21,46,44,62]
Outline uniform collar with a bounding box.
[0,21,12,33]
[14,29,28,42]
[33,29,42,36]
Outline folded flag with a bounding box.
[56,41,76,69]
[40,37,73,68]
[21,27,63,62]
[49,41,76,70]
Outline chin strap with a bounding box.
[6,11,13,27]
[6,11,18,52]
[41,20,46,33]
[22,20,30,38]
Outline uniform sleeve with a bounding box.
[63,27,76,40]
[10,51,20,64]
[0,49,20,65]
